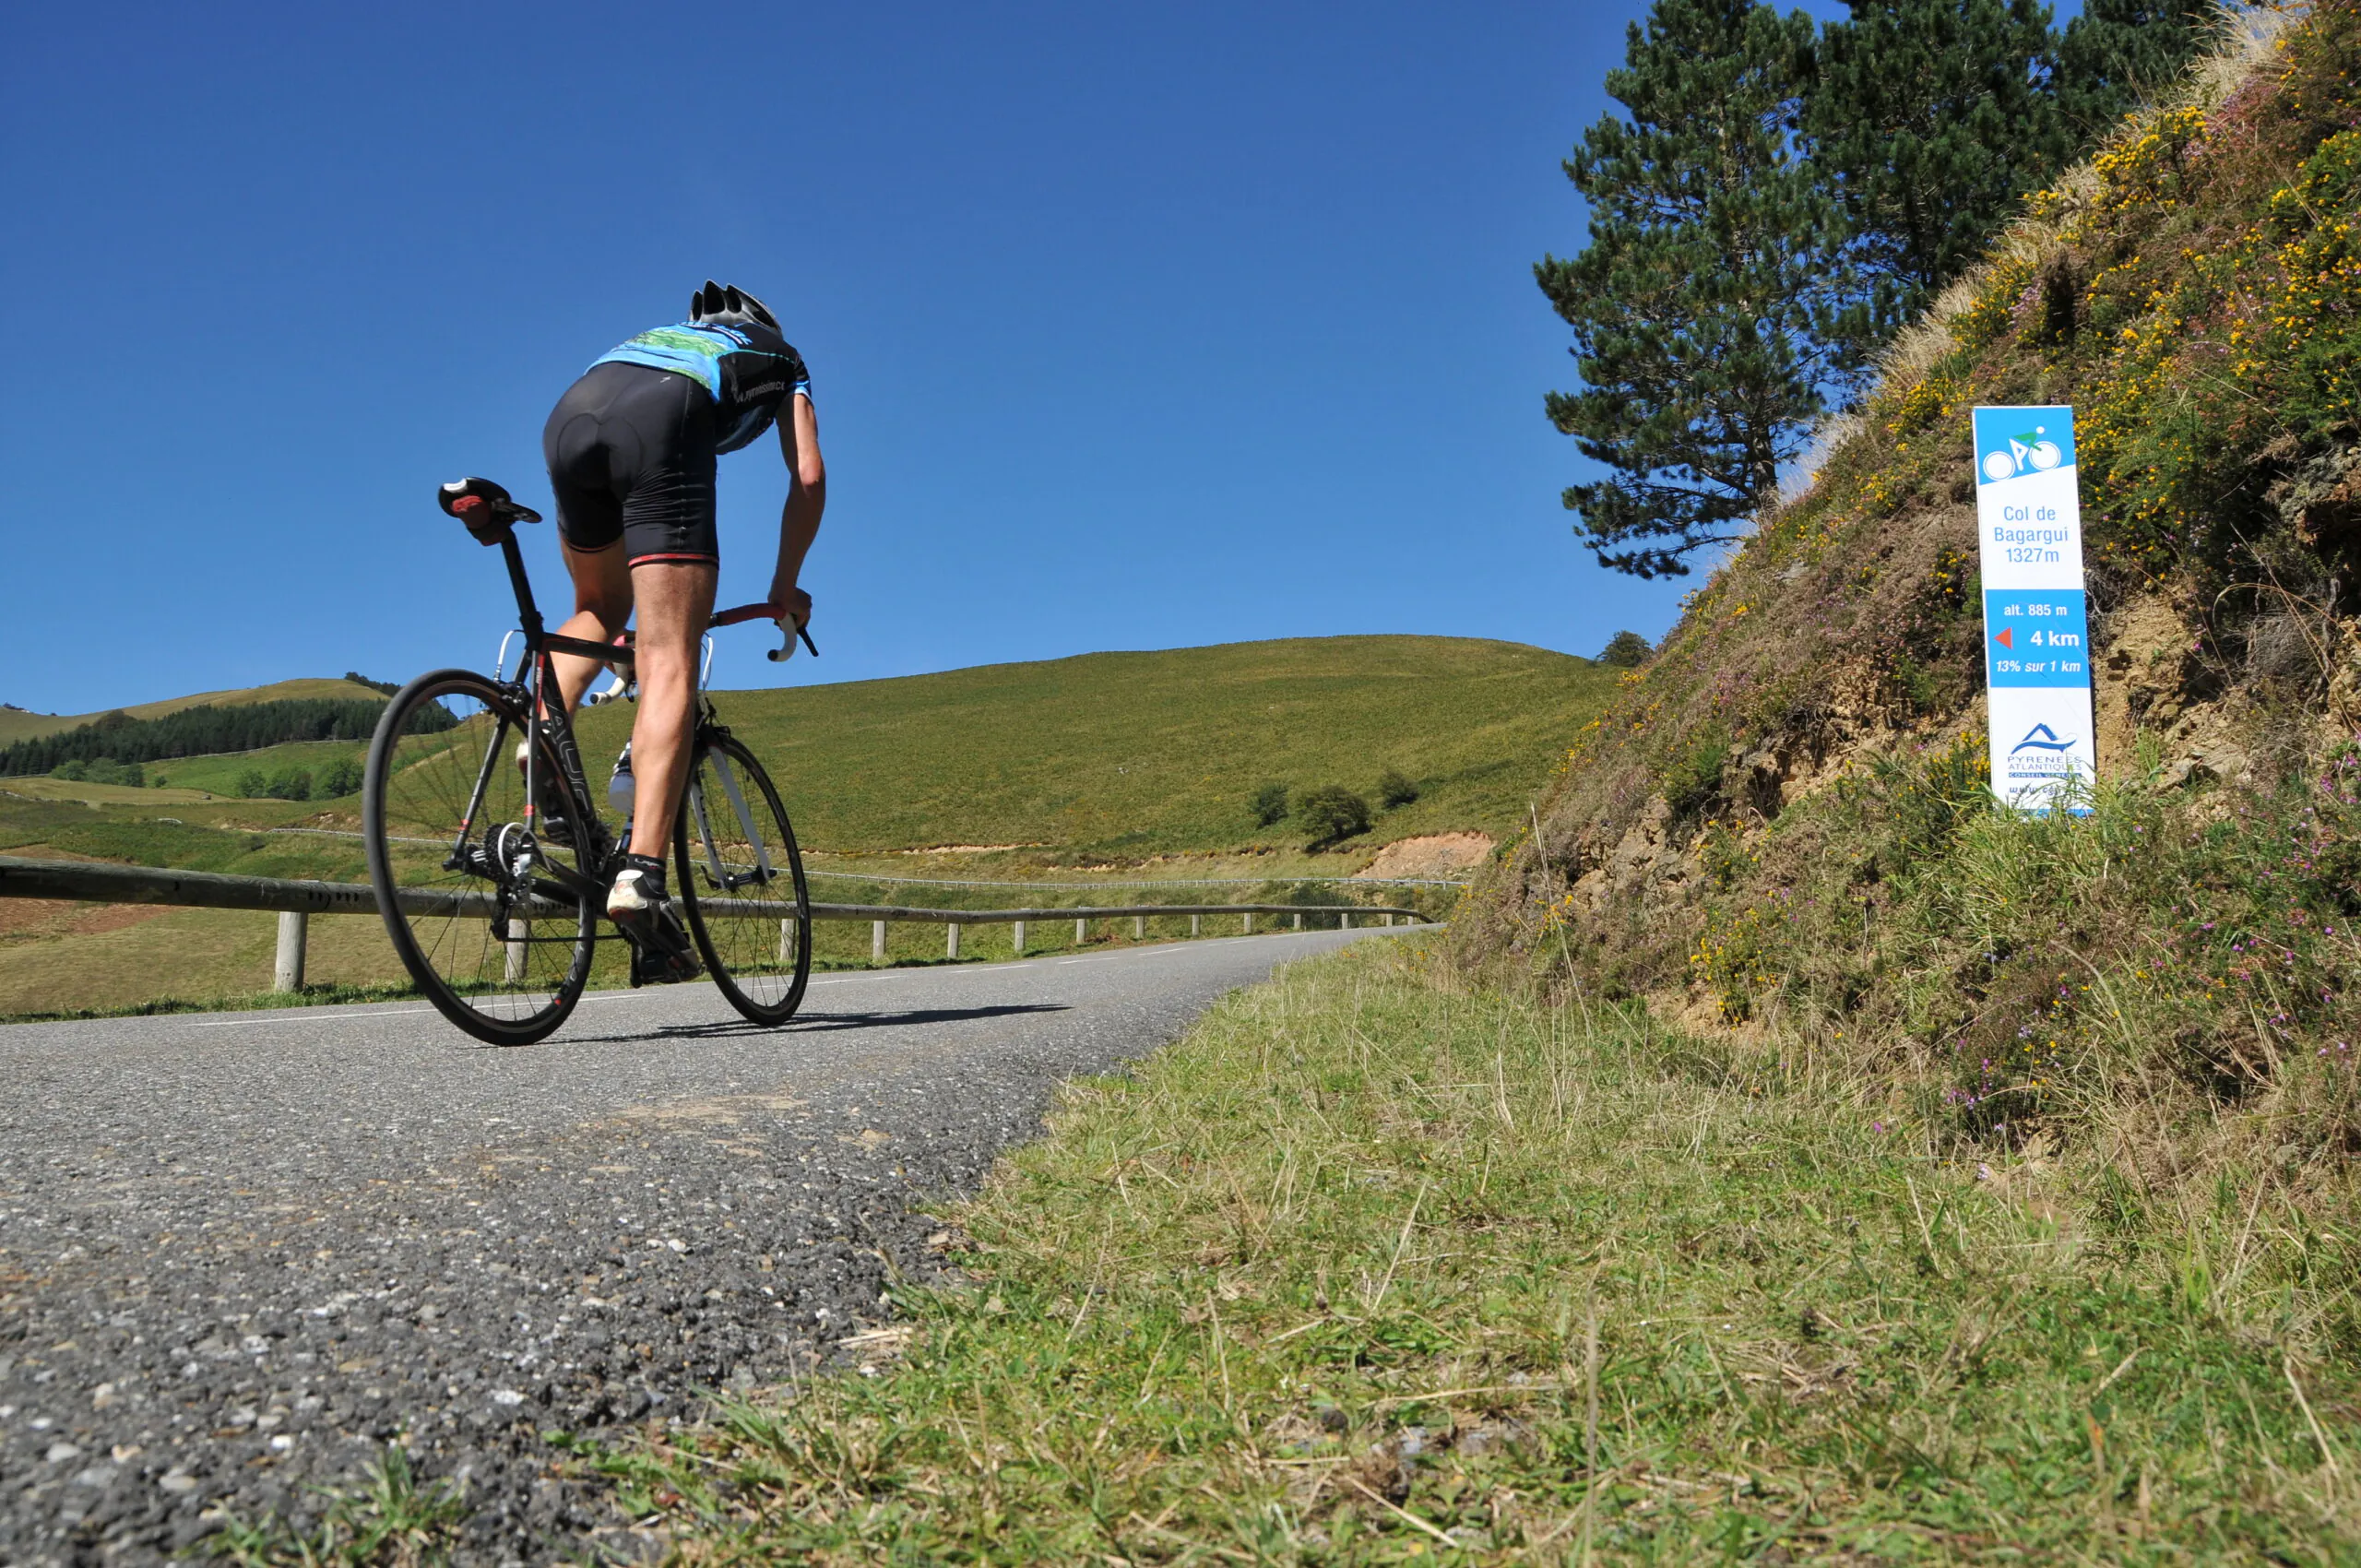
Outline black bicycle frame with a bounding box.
[480,526,631,905]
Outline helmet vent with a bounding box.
[689,280,778,333]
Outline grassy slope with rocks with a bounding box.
[520,11,2361,1563]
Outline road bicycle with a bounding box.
[362,477,816,1045]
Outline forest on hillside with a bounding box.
[0,697,432,778]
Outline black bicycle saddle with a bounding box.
[438,477,542,540]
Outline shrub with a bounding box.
[1377,767,1420,808]
[344,671,402,695]
[56,757,142,787]
[1598,629,1653,668]
[315,757,364,798]
[1249,782,1290,827]
[235,769,269,799]
[267,767,314,802]
[1292,784,1371,848]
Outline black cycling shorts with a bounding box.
[541,360,720,566]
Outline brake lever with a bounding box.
[766,624,821,663]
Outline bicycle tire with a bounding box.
[673,734,811,1026]
[363,669,597,1045]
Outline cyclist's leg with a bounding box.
[549,540,632,712]
[598,372,720,980]
[621,559,718,861]
[605,558,713,981]
[612,371,722,865]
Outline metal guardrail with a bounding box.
[0,856,1429,992]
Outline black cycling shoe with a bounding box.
[631,944,704,987]
[609,856,700,984]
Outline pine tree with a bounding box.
[1805,1,2067,303]
[2054,0,2214,137]
[1538,0,1869,579]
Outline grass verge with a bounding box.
[206,1444,467,1567]
[0,978,425,1026]
[579,940,2356,1562]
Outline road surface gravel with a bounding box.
[0,928,1383,1565]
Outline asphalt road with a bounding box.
[0,927,1387,1566]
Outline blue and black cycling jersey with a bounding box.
[590,320,810,454]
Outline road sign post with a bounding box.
[1974,405,2096,812]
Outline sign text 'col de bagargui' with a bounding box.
[1974,405,2095,812]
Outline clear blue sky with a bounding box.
[3,0,1868,715]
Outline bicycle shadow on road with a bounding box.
[564,1002,1074,1046]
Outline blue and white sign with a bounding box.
[1974,405,2094,811]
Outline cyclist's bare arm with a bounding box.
[767,391,825,624]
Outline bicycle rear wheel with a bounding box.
[363,669,597,1045]
[674,734,811,1025]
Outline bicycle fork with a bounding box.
[686,744,775,893]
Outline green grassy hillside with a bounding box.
[15,637,1610,853]
[0,677,385,747]
[0,636,1605,1016]
[1434,18,2361,1547]
[570,634,1608,857]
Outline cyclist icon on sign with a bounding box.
[1983,425,2065,483]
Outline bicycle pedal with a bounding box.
[631,944,703,986]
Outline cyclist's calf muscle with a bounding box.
[616,560,716,861]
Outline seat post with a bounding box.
[498,530,545,639]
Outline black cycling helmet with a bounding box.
[689,279,780,334]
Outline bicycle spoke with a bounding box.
[676,736,809,1025]
[365,671,597,1043]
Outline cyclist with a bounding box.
[536,281,824,976]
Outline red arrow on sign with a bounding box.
[1992,627,2013,649]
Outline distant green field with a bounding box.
[0,677,385,747]
[142,738,370,799]
[569,635,1610,856]
[18,636,1608,854]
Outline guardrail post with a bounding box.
[946,921,960,959]
[1242,913,1252,934]
[273,910,308,992]
[872,920,886,960]
[1133,915,1145,939]
[778,919,796,962]
[1293,912,1303,932]
[1074,917,1086,945]
[1013,920,1026,955]
[1342,912,1352,930]
[1383,913,1394,926]
[504,920,529,983]
[1190,914,1201,937]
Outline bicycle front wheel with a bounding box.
[363,669,597,1045]
[674,735,811,1025]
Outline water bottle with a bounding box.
[608,743,635,820]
